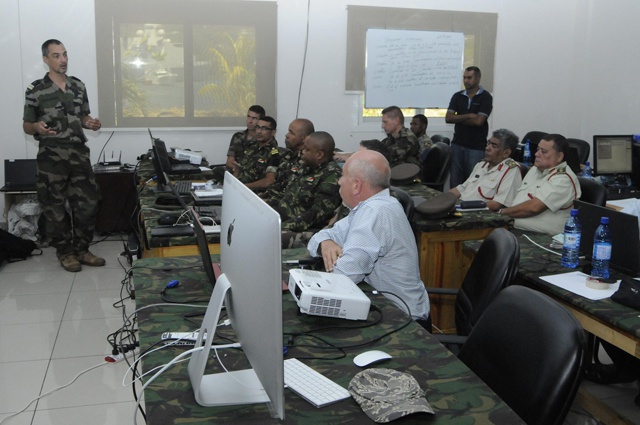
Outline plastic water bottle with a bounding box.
[561,209,581,268]
[523,140,532,166]
[582,161,593,179]
[591,217,612,278]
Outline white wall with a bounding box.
[2,0,640,215]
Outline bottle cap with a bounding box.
[585,161,590,166]
[600,216,609,224]
[570,209,578,216]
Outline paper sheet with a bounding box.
[539,271,620,300]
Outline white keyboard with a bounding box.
[283,358,351,408]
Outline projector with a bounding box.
[173,148,203,165]
[288,269,371,320]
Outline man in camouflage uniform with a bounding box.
[267,131,342,232]
[212,105,265,182]
[380,106,421,168]
[449,128,522,211]
[500,134,581,235]
[22,39,105,272]
[235,116,281,190]
[410,114,433,159]
[262,118,314,199]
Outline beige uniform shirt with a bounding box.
[456,158,522,207]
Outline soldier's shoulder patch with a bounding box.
[270,147,279,155]
[504,158,518,168]
[555,165,567,174]
[305,176,315,183]
[27,79,43,92]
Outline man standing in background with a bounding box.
[446,66,493,187]
[23,39,105,272]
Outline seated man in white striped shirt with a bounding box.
[307,150,431,330]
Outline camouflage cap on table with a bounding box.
[349,368,434,423]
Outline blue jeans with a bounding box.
[450,144,485,188]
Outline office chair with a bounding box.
[515,161,529,179]
[567,138,590,165]
[578,176,607,206]
[421,142,451,191]
[458,286,585,425]
[430,134,450,145]
[427,228,519,347]
[390,186,415,221]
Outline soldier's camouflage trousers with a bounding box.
[36,142,101,259]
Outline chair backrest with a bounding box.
[390,186,415,221]
[454,228,520,336]
[567,138,590,164]
[578,176,607,206]
[421,142,451,191]
[458,286,585,425]
[515,161,529,179]
[430,134,450,145]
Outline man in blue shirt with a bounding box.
[308,150,431,329]
[446,66,493,187]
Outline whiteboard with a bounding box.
[365,29,464,109]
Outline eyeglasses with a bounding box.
[256,125,273,131]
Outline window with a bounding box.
[95,0,276,128]
[345,6,497,120]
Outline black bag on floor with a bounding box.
[0,229,41,264]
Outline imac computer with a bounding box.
[592,135,633,184]
[188,172,284,419]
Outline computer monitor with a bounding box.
[188,171,284,419]
[592,135,633,176]
[148,131,171,191]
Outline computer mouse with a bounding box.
[157,213,179,225]
[353,350,392,367]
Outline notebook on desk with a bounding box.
[573,199,640,277]
[1,159,37,191]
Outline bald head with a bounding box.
[339,150,390,208]
[301,131,335,167]
[285,118,315,150]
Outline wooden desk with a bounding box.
[132,252,523,424]
[402,184,513,332]
[508,231,640,359]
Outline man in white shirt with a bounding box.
[500,134,581,235]
[308,150,431,328]
[449,128,522,211]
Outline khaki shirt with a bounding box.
[513,162,581,235]
[456,158,522,207]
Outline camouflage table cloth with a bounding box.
[132,250,523,424]
[466,230,640,343]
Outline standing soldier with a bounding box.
[23,39,105,272]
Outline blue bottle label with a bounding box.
[564,233,581,249]
[593,242,612,260]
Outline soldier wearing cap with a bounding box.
[449,128,522,211]
[500,134,581,235]
[23,39,105,273]
[267,131,341,232]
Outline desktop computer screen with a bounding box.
[592,135,633,176]
[188,172,284,419]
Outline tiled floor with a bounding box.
[0,237,638,425]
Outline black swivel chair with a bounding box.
[390,186,415,221]
[421,142,451,192]
[427,228,519,347]
[578,176,607,206]
[567,138,590,165]
[515,161,529,179]
[430,134,450,145]
[458,286,585,425]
